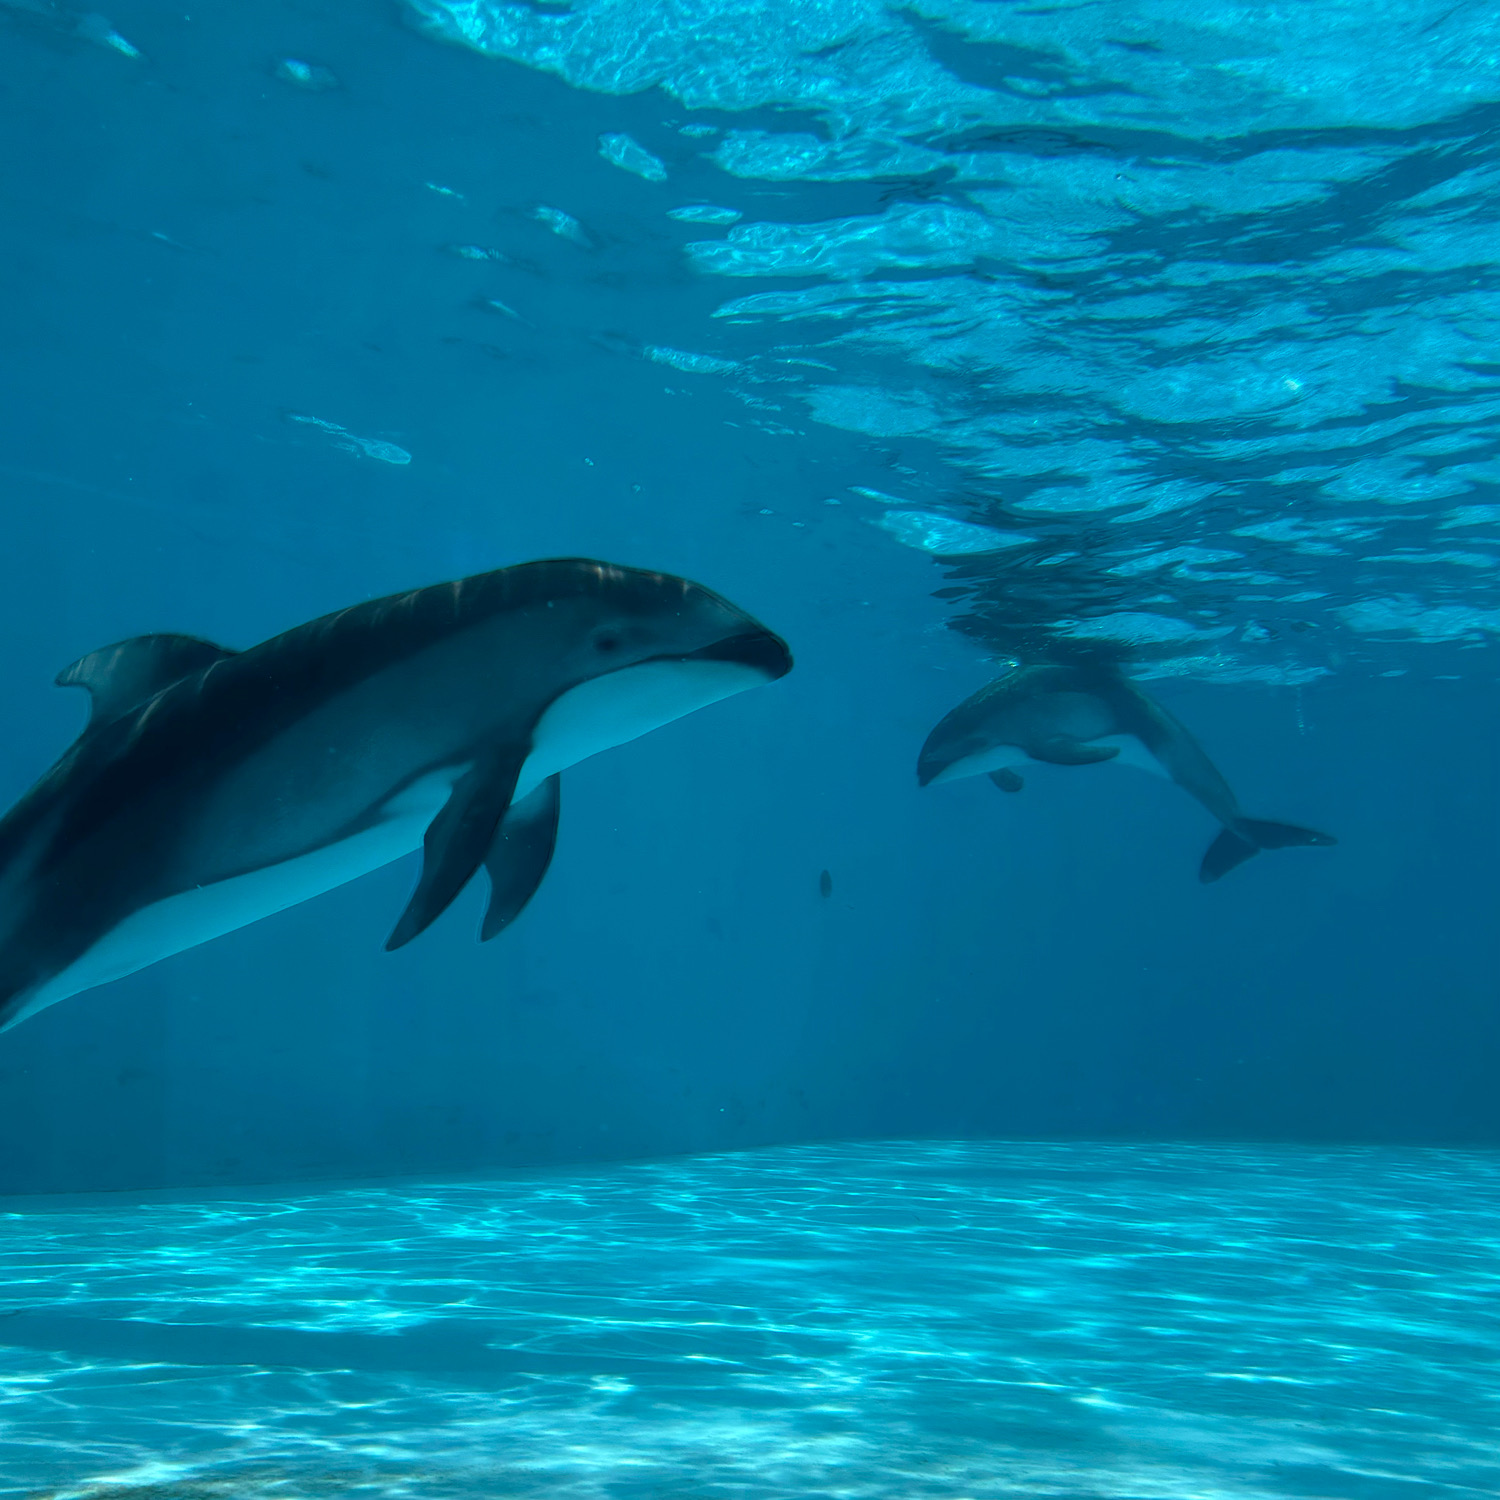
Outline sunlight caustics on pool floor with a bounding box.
[2,1141,1497,1499]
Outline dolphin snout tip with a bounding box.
[689,628,793,681]
[915,745,949,787]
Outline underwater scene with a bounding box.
[1,0,1497,1494]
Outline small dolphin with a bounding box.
[918,662,1334,882]
[0,559,792,1032]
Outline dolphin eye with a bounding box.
[593,630,622,654]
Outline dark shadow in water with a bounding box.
[0,1308,810,1377]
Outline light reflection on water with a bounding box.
[410,0,1500,684]
[2,1140,1497,1498]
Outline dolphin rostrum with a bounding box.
[0,559,792,1032]
[918,662,1334,882]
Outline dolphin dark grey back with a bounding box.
[7,561,699,875]
[0,557,791,1036]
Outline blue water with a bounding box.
[5,1141,1500,1499]
[2,0,1499,1494]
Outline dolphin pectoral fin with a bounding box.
[385,751,526,951]
[57,634,237,728]
[1200,818,1337,883]
[988,768,1024,793]
[480,774,560,941]
[1028,738,1120,767]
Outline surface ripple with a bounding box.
[412,0,1500,683]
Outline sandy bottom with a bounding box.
[2,1140,1497,1499]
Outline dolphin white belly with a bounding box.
[927,742,1032,784]
[7,661,766,1029]
[929,734,1168,785]
[4,769,463,1029]
[514,659,766,799]
[1093,734,1169,779]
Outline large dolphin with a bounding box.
[918,662,1334,882]
[0,559,792,1032]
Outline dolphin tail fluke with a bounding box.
[1199,818,1337,883]
[1200,827,1259,882]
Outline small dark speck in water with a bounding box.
[819,869,833,899]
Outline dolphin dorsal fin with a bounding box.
[56,633,237,728]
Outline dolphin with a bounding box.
[918,662,1334,882]
[0,559,792,1032]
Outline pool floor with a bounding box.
[2,1140,1497,1499]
